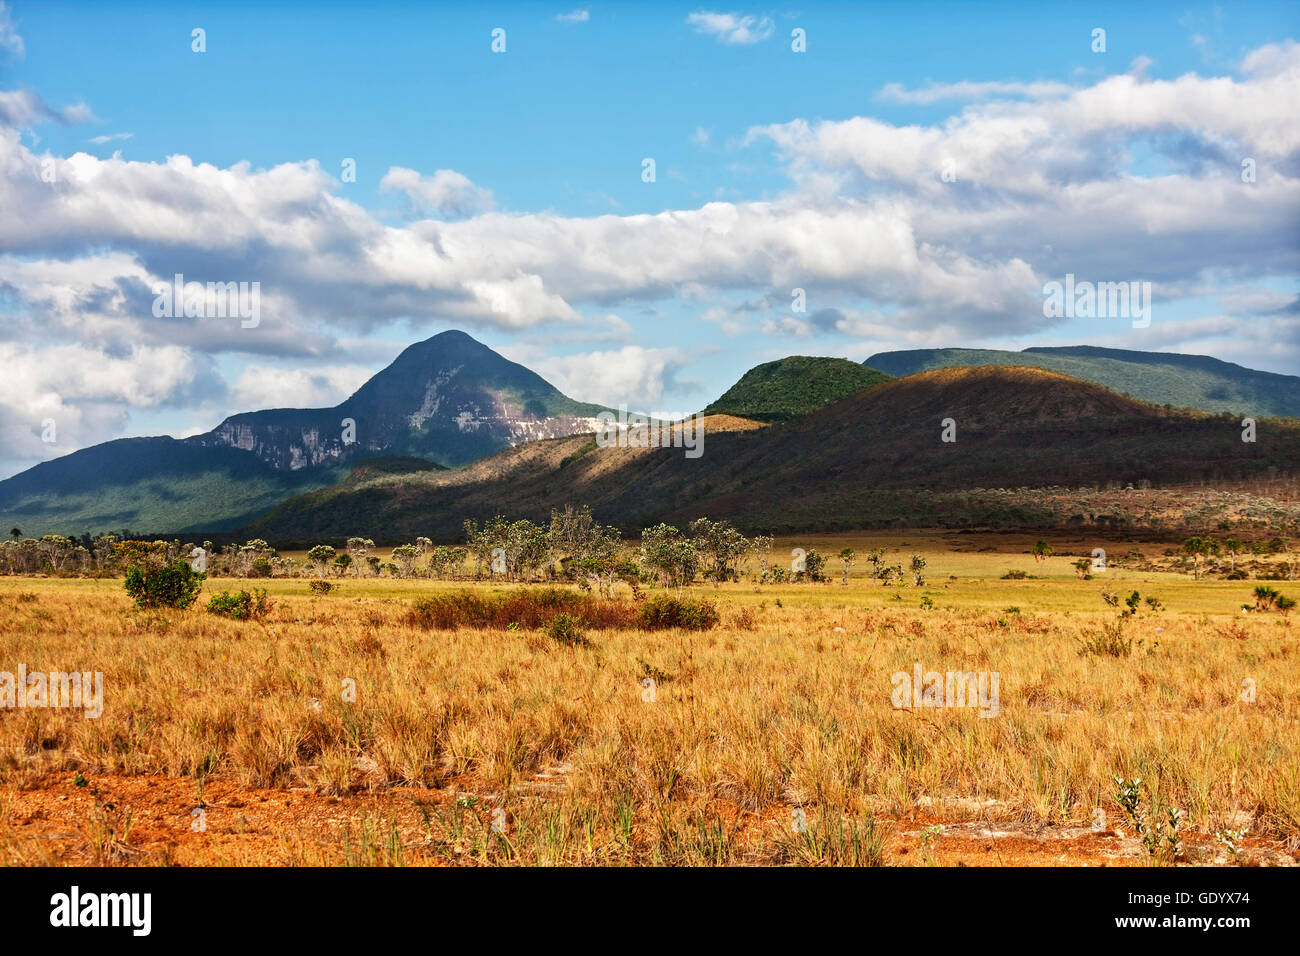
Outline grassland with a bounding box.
[0,533,1296,866]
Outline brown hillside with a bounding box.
[246,367,1298,539]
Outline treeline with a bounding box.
[3,509,873,591]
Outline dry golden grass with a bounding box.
[0,535,1297,866]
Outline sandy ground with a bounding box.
[3,772,1294,867]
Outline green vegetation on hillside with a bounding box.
[865,345,1300,418]
[0,438,346,535]
[703,356,891,422]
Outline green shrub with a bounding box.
[545,612,590,647]
[308,579,335,595]
[124,560,204,610]
[635,594,719,630]
[206,588,272,620]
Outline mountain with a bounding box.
[187,329,610,469]
[701,356,891,422]
[864,346,1300,418]
[0,331,610,535]
[247,366,1300,542]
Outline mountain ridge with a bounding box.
[865,345,1300,417]
[0,330,612,534]
[247,365,1300,541]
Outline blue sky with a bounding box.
[1,1,1298,478]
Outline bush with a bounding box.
[404,587,719,632]
[635,594,719,631]
[545,612,590,647]
[1077,621,1133,658]
[308,579,335,595]
[406,588,634,630]
[124,560,204,610]
[206,588,272,620]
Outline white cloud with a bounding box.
[686,11,774,45]
[555,9,590,23]
[513,345,695,410]
[876,79,1074,104]
[88,131,133,144]
[230,364,373,411]
[0,89,93,127]
[379,167,496,219]
[0,342,214,472]
[0,2,22,59]
[760,315,813,337]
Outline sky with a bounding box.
[1,0,1298,479]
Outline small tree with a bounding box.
[864,548,886,583]
[909,554,926,587]
[1181,536,1216,580]
[800,548,828,583]
[1223,538,1242,573]
[689,517,749,585]
[391,544,420,577]
[306,545,337,576]
[750,535,774,584]
[346,537,374,577]
[1032,540,1053,564]
[641,523,698,597]
[838,547,855,586]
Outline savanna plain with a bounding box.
[1,533,1296,867]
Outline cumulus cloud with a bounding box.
[686,11,774,45]
[230,363,374,411]
[379,167,496,219]
[0,342,220,472]
[514,345,696,411]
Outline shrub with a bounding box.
[406,588,634,630]
[308,579,335,595]
[545,612,590,647]
[206,588,272,620]
[124,560,204,610]
[635,594,719,631]
[404,588,719,632]
[1077,620,1133,658]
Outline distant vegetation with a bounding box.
[246,366,1300,541]
[703,355,891,422]
[866,345,1300,418]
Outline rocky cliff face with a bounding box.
[185,330,612,470]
